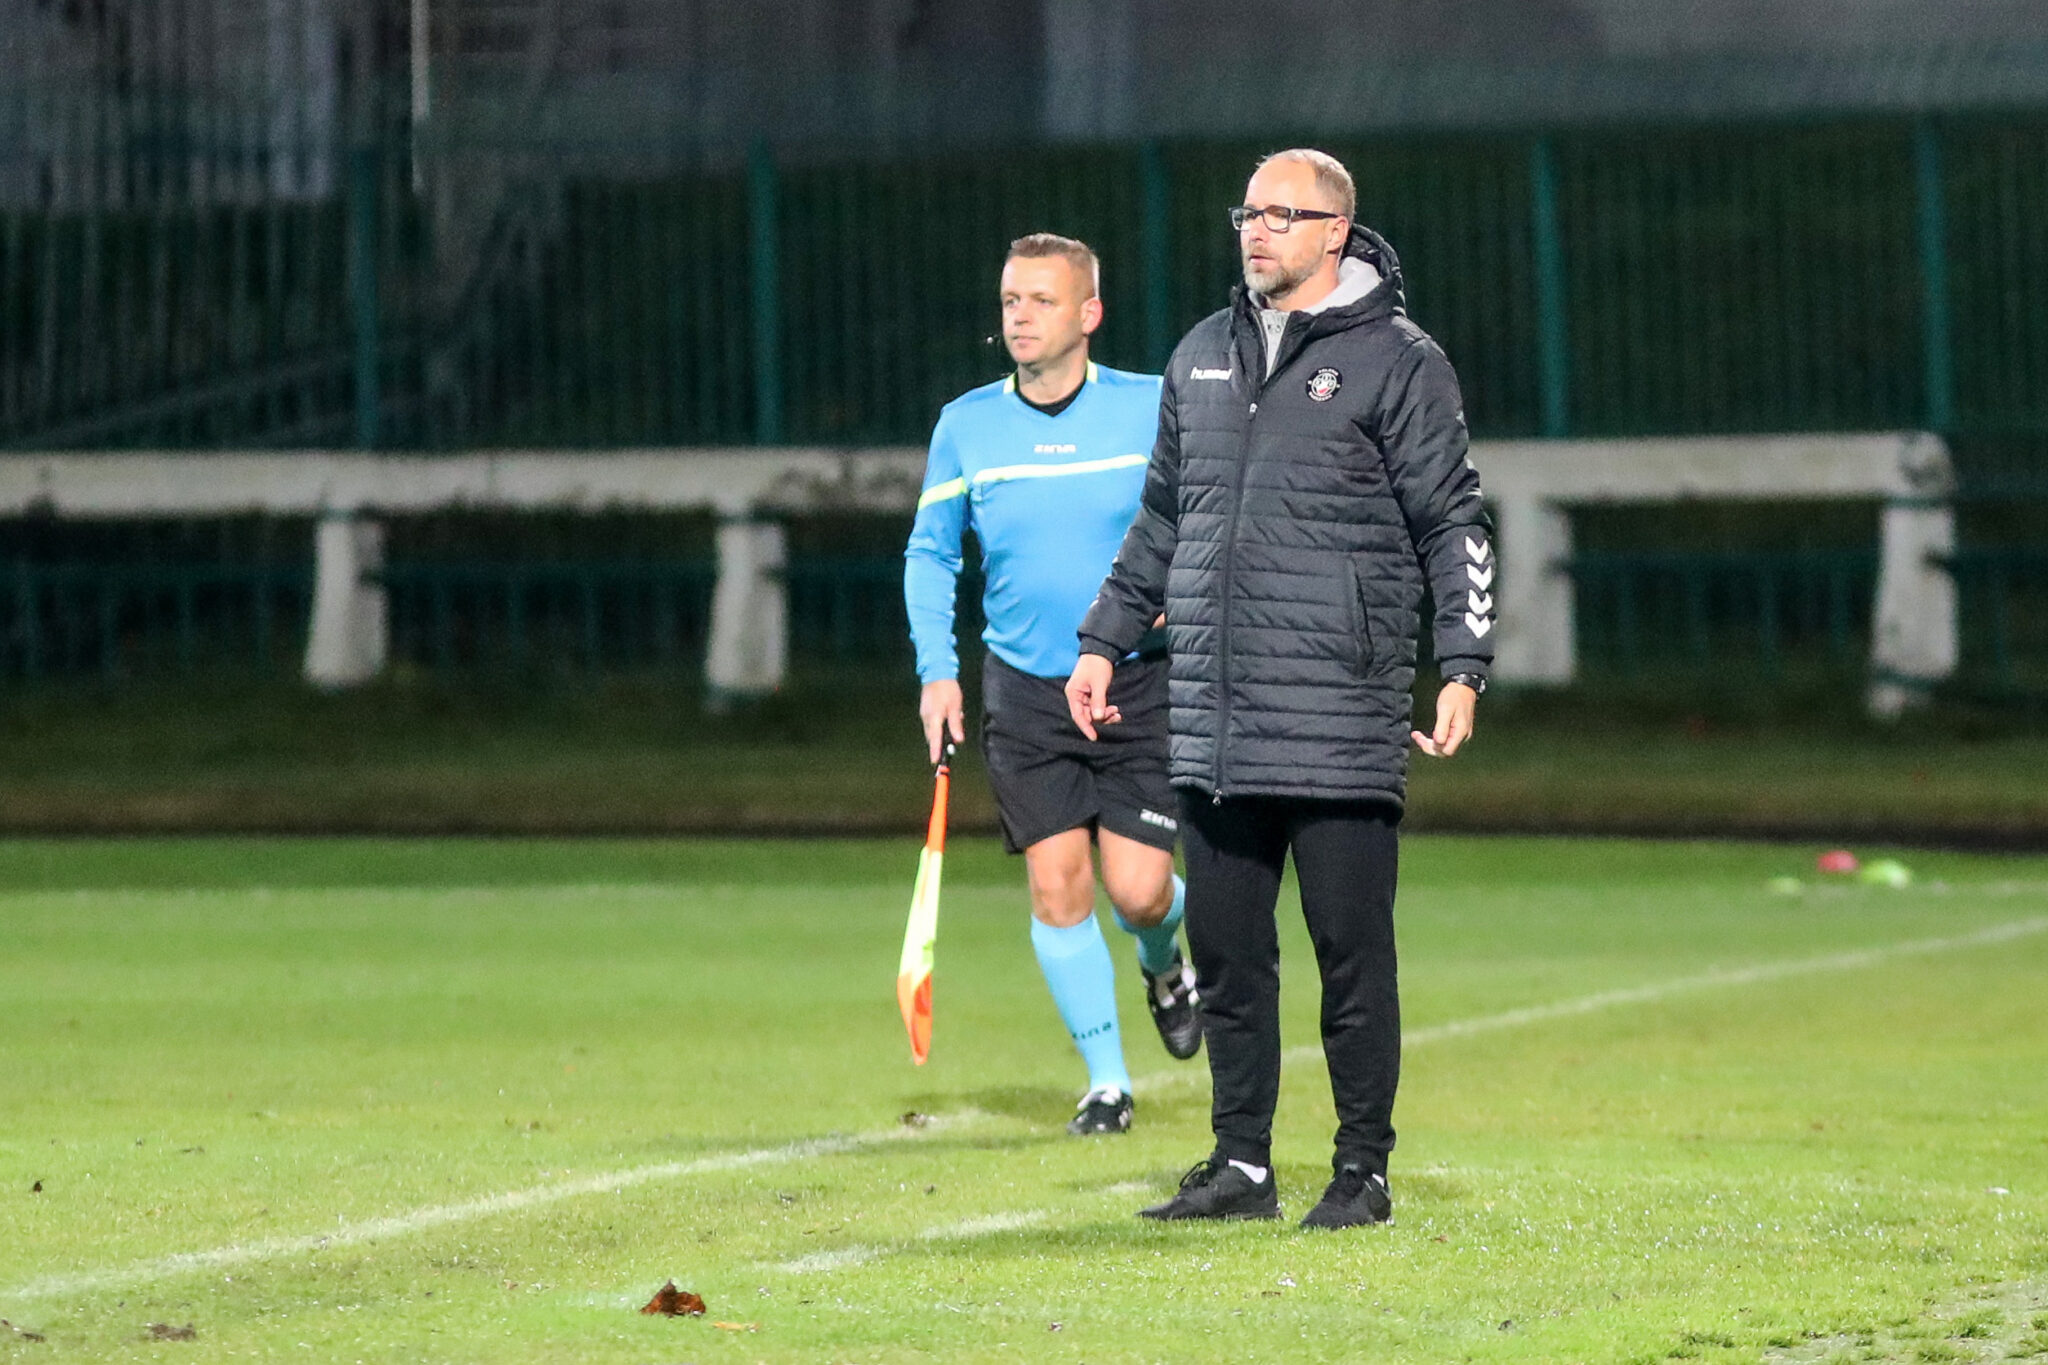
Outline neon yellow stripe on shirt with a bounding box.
[969,452,1148,491]
[916,477,968,511]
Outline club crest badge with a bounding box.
[1306,367,1342,402]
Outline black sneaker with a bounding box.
[1065,1086,1133,1136]
[1141,952,1203,1060]
[1138,1156,1281,1221]
[1299,1163,1392,1230]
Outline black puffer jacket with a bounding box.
[1079,225,1494,807]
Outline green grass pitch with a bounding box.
[3,836,2046,1363]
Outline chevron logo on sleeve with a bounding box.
[1462,535,1495,637]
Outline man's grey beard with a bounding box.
[1243,253,1317,301]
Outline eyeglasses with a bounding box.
[1229,204,1344,233]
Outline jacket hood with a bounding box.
[1232,223,1407,331]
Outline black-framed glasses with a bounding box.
[1229,204,1344,233]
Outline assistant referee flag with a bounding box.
[897,745,951,1064]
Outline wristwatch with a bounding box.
[1444,672,1487,695]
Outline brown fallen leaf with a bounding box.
[711,1321,759,1332]
[2,1319,48,1342]
[638,1281,706,1317]
[146,1322,197,1341]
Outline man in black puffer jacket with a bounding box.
[1066,148,1495,1230]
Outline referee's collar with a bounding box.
[1003,359,1098,396]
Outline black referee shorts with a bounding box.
[979,651,1178,856]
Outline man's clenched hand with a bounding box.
[1064,654,1120,741]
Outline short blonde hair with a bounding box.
[1007,232,1100,299]
[1254,148,1356,221]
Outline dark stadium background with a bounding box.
[3,0,2046,837]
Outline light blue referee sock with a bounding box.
[1113,875,1186,977]
[1030,916,1132,1095]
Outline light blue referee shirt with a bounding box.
[904,361,1164,683]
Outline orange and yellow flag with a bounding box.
[896,752,950,1064]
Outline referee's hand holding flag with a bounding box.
[920,678,967,763]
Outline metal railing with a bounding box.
[377,555,917,675]
[381,559,715,675]
[1566,549,1879,676]
[0,553,932,684]
[2,562,313,681]
[9,537,2048,693]
[1948,546,2048,687]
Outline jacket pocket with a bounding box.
[1348,562,1374,677]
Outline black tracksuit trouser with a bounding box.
[1178,791,1401,1177]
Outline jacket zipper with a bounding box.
[1212,306,1295,803]
[1213,391,1259,803]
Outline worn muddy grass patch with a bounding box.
[1766,1278,2048,1363]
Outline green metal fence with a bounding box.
[1567,549,1879,675]
[0,540,926,685]
[381,561,715,676]
[8,522,2048,694]
[7,112,2048,694]
[6,115,2048,468]
[0,198,361,447]
[2,562,313,681]
[1948,546,2048,689]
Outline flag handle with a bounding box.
[927,739,953,848]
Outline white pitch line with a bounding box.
[774,914,2048,1277]
[1133,914,2048,1090]
[776,1246,877,1274]
[921,1210,1048,1240]
[6,914,2043,1306]
[0,1122,967,1306]
[1400,912,2048,1049]
[777,1209,1050,1274]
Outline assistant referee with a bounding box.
[904,233,1202,1136]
